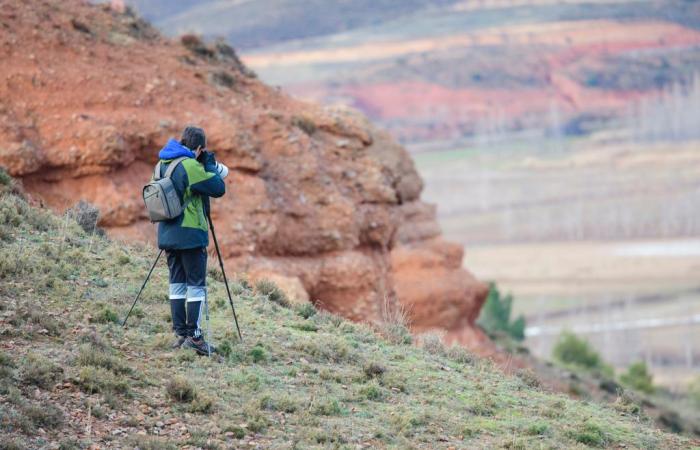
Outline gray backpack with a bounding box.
[143,156,189,222]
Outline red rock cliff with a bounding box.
[0,0,492,353]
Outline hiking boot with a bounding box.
[183,337,216,356]
[171,335,187,349]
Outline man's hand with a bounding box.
[200,150,217,166]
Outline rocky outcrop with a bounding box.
[0,0,490,353]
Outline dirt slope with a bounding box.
[0,0,492,353]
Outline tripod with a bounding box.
[121,217,242,343]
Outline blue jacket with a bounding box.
[155,139,226,250]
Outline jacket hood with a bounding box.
[158,138,196,160]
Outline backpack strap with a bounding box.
[154,156,189,181]
[153,161,162,181]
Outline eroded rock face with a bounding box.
[0,0,490,353]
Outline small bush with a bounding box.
[166,376,195,403]
[570,421,608,447]
[254,279,290,308]
[0,350,15,379]
[21,353,63,389]
[359,381,386,401]
[190,392,215,414]
[66,200,100,234]
[248,345,267,363]
[552,331,607,372]
[467,396,497,416]
[294,337,355,363]
[290,321,318,332]
[91,305,119,324]
[21,402,64,429]
[363,361,386,379]
[181,34,214,58]
[223,425,246,439]
[242,402,269,433]
[516,368,541,389]
[77,344,130,374]
[77,366,129,396]
[312,398,342,416]
[259,393,299,413]
[291,115,317,136]
[477,283,525,341]
[295,302,317,319]
[209,70,236,89]
[619,361,655,394]
[0,167,12,186]
[378,299,412,345]
[526,421,549,436]
[419,332,445,355]
[445,346,474,365]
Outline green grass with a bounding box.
[0,186,693,448]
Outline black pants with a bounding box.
[166,247,207,338]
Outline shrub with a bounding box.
[21,353,63,389]
[91,305,119,324]
[619,361,655,394]
[295,302,317,319]
[378,299,412,345]
[477,283,525,341]
[570,421,608,447]
[166,376,195,403]
[254,279,290,307]
[359,381,385,401]
[363,361,386,379]
[181,34,214,58]
[516,368,541,389]
[291,115,317,135]
[259,393,299,413]
[0,167,12,186]
[209,70,236,89]
[526,421,549,436]
[248,345,267,363]
[66,200,100,234]
[76,344,130,374]
[552,331,607,372]
[77,366,129,396]
[419,332,445,355]
[294,337,355,363]
[445,346,475,365]
[0,350,15,379]
[291,321,318,332]
[312,398,342,416]
[190,392,215,414]
[21,402,64,429]
[223,424,246,439]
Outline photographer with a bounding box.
[155,126,228,354]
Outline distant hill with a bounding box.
[127,0,461,49]
[125,0,700,148]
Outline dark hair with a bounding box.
[180,126,206,151]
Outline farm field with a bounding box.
[415,138,700,388]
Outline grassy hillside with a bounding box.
[0,174,693,448]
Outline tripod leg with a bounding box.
[204,292,212,358]
[122,249,163,327]
[207,212,242,341]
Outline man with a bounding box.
[156,126,227,355]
